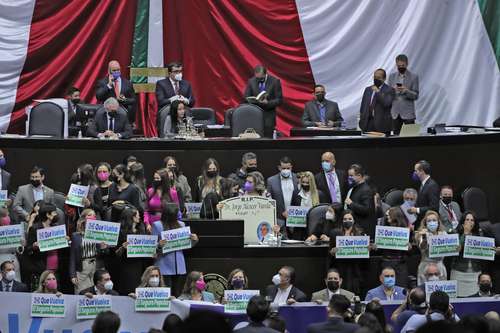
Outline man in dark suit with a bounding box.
[0,261,28,292]
[155,62,196,109]
[234,295,280,333]
[468,273,494,297]
[0,149,11,191]
[95,60,136,123]
[307,294,359,333]
[344,164,376,238]
[244,65,283,138]
[315,151,348,204]
[266,266,307,305]
[86,98,132,139]
[407,160,440,227]
[359,68,395,135]
[79,269,119,296]
[302,84,343,127]
[266,156,299,230]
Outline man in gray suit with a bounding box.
[387,54,419,135]
[438,186,462,233]
[302,84,343,127]
[13,166,55,222]
[311,268,355,303]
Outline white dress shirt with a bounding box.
[280,176,294,209]
[273,285,292,305]
[33,185,44,202]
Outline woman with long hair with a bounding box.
[164,100,190,136]
[36,270,62,296]
[178,270,215,302]
[163,156,192,203]
[107,164,143,217]
[193,158,223,203]
[93,162,113,219]
[240,172,269,197]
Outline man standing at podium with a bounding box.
[244,65,283,138]
[302,84,343,128]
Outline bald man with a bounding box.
[95,60,136,124]
[314,151,348,204]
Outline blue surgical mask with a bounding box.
[347,176,355,187]
[427,220,439,232]
[383,276,395,288]
[280,169,291,178]
[404,200,415,207]
[411,171,420,182]
[322,162,332,172]
[111,71,121,80]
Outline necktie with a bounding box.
[6,283,11,292]
[370,91,377,117]
[258,82,265,92]
[319,104,326,123]
[327,172,338,203]
[445,205,454,221]
[175,81,180,95]
[109,117,114,131]
[114,81,120,98]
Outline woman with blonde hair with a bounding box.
[415,210,448,285]
[36,270,62,296]
[292,171,326,207]
[138,266,165,288]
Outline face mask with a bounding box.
[315,93,325,102]
[46,279,57,290]
[321,161,332,172]
[398,67,407,74]
[272,274,281,286]
[104,280,114,291]
[169,166,178,174]
[246,166,257,173]
[110,174,119,183]
[427,220,439,232]
[347,176,355,187]
[195,279,206,291]
[327,280,339,292]
[97,171,109,182]
[411,171,420,182]
[71,98,81,104]
[343,221,354,229]
[86,215,96,221]
[111,71,121,80]
[51,214,59,224]
[383,276,395,289]
[207,170,217,178]
[231,278,245,289]
[149,277,160,287]
[244,181,254,192]
[30,179,41,188]
[441,197,452,205]
[0,157,6,168]
[374,78,384,87]
[0,216,10,226]
[174,73,183,81]
[325,212,335,221]
[108,111,117,118]
[427,275,440,282]
[479,283,492,293]
[257,77,265,83]
[152,180,161,188]
[280,169,291,178]
[301,184,310,192]
[4,270,15,281]
[404,200,416,207]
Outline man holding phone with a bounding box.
[388,54,419,135]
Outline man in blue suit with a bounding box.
[365,266,406,301]
[359,69,395,136]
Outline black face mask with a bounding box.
[343,221,354,229]
[479,283,492,293]
[108,111,117,118]
[327,280,339,292]
[152,180,161,189]
[257,77,265,83]
[71,98,81,104]
[31,179,42,187]
[374,79,384,87]
[441,197,452,205]
[207,170,217,178]
[315,93,325,102]
[246,166,258,173]
[398,67,407,74]
[169,166,178,175]
[51,215,59,224]
[110,174,119,183]
[301,185,310,191]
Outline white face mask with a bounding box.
[427,275,440,282]
[174,73,183,81]
[4,270,15,281]
[149,277,160,287]
[272,274,281,286]
[104,280,114,291]
[280,169,291,178]
[325,212,334,220]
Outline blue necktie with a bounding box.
[258,82,265,92]
[319,104,326,123]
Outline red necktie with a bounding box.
[114,81,120,98]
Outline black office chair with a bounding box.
[306,204,330,236]
[157,105,171,138]
[190,107,216,126]
[462,187,489,222]
[28,102,65,138]
[383,188,404,207]
[231,104,264,137]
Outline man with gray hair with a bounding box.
[86,97,132,139]
[228,152,259,187]
[401,188,418,226]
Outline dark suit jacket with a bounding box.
[302,99,343,127]
[359,84,395,133]
[314,169,348,204]
[234,323,280,333]
[307,317,359,333]
[79,286,119,296]
[416,177,440,224]
[86,109,132,139]
[266,173,299,222]
[1,169,11,191]
[0,280,28,292]
[265,284,308,303]
[345,181,376,238]
[69,232,107,278]
[244,75,283,128]
[155,78,195,109]
[95,77,136,115]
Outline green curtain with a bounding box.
[478,0,500,67]
[131,0,149,83]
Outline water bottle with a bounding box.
[77,130,83,139]
[272,130,277,139]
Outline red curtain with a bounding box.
[9,0,137,133]
[163,0,315,135]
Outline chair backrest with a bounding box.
[462,187,489,221]
[28,102,65,138]
[383,188,404,207]
[306,204,330,236]
[53,191,66,212]
[157,105,171,138]
[231,104,264,137]
[190,108,216,126]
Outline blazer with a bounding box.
[235,323,280,333]
[387,69,419,120]
[311,288,355,303]
[345,181,377,239]
[0,280,28,292]
[13,184,55,221]
[95,77,136,113]
[307,317,359,333]
[438,200,462,233]
[265,284,308,303]
[86,108,132,139]
[416,177,440,224]
[79,286,119,296]
[155,78,195,109]
[0,169,11,191]
[266,173,299,222]
[314,169,348,204]
[243,75,283,112]
[365,285,406,301]
[302,99,343,127]
[359,83,395,133]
